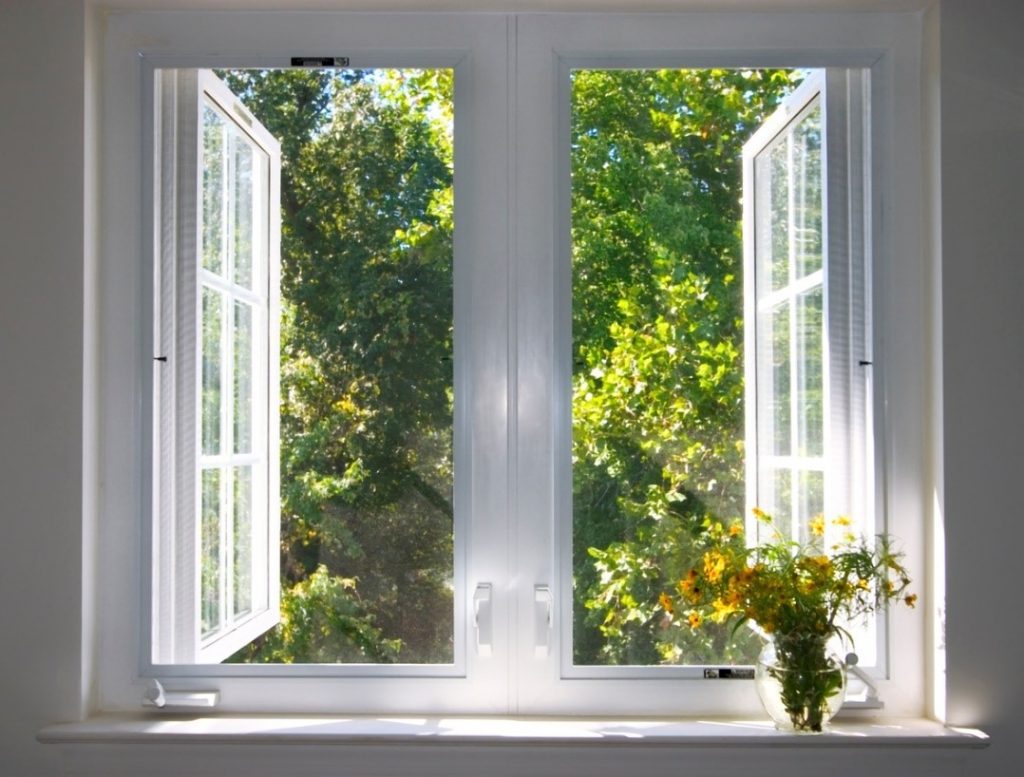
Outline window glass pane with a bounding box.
[770,301,792,456]
[796,285,824,458]
[201,467,222,638]
[772,467,793,541]
[754,301,791,467]
[752,95,826,548]
[232,135,255,289]
[793,102,822,279]
[204,97,268,289]
[202,105,226,276]
[201,286,223,456]
[233,300,253,455]
[796,468,824,545]
[233,465,253,620]
[213,68,455,665]
[570,69,803,667]
[763,139,790,291]
[756,100,821,289]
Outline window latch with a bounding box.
[142,679,219,711]
[290,57,350,68]
[473,583,493,657]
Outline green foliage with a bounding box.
[571,68,798,665]
[220,65,802,667]
[231,565,401,663]
[221,69,455,664]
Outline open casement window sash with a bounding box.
[154,69,282,664]
[743,71,878,664]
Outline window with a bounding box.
[745,71,872,547]
[155,66,460,668]
[98,10,928,718]
[564,67,874,673]
[744,70,878,661]
[153,69,281,664]
[511,14,922,715]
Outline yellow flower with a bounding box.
[833,515,852,527]
[904,593,918,608]
[751,507,771,523]
[687,611,703,628]
[703,550,727,583]
[724,586,743,607]
[677,571,702,603]
[808,555,832,573]
[857,578,870,591]
[710,597,739,623]
[658,592,674,614]
[678,570,697,592]
[728,522,744,538]
[809,515,826,537]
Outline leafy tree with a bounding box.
[216,65,797,667]
[570,69,798,664]
[222,69,456,664]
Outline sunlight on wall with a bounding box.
[930,489,946,722]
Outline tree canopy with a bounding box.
[219,66,797,665]
[570,69,796,665]
[222,69,456,663]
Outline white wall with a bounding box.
[0,0,1022,774]
[941,0,1024,774]
[0,2,88,775]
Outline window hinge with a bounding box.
[142,679,219,711]
[842,653,885,710]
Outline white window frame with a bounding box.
[743,69,873,545]
[513,13,926,716]
[743,69,880,663]
[154,68,282,665]
[100,11,512,714]
[97,9,930,718]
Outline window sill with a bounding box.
[39,713,988,777]
[39,713,986,748]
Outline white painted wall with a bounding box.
[0,2,88,775]
[941,0,1024,775]
[0,0,1022,774]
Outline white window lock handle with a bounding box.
[534,585,552,658]
[473,583,493,657]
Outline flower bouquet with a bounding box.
[660,509,915,732]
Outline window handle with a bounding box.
[534,585,552,658]
[473,583,493,657]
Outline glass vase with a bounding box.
[754,634,846,733]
